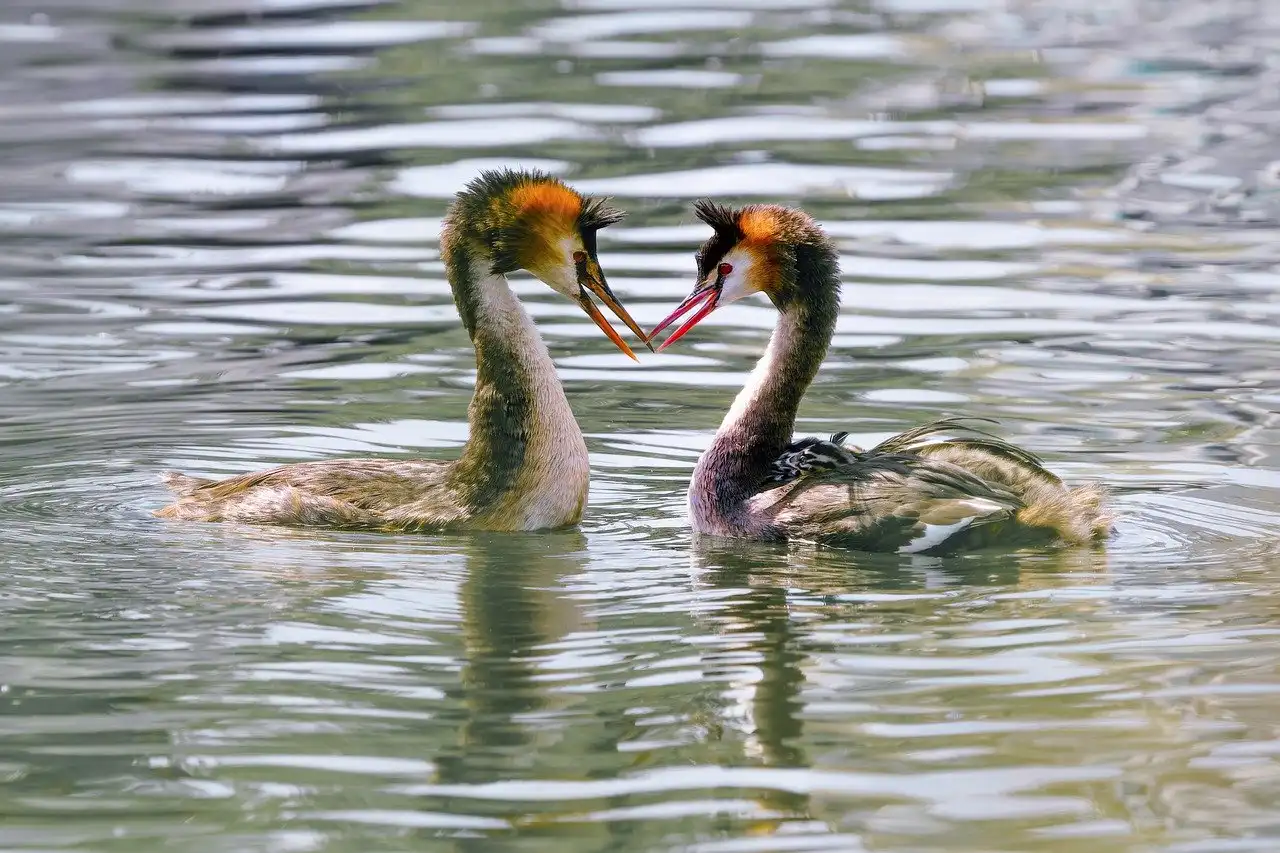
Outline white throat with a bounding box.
[474,272,590,528]
[719,310,795,434]
[688,311,800,535]
[475,272,554,375]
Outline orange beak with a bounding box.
[574,251,651,360]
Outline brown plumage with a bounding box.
[155,168,646,532]
[650,202,1112,555]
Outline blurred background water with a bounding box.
[3,0,1280,850]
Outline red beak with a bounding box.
[648,280,722,351]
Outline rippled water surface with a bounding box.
[4,0,1280,850]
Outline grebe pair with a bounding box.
[157,169,1111,554]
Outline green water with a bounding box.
[3,0,1280,850]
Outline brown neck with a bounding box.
[690,249,840,536]
[441,236,565,515]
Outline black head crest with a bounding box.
[691,200,742,279]
[692,200,741,240]
[579,196,625,232]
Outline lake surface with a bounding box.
[3,0,1280,850]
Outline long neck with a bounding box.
[690,255,839,536]
[443,237,586,521]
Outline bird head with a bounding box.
[449,169,649,359]
[649,201,830,350]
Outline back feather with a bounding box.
[754,417,1104,553]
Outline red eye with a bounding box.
[718,262,733,276]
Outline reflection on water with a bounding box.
[3,0,1280,850]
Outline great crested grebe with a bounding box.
[650,201,1112,554]
[155,168,649,532]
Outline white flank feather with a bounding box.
[897,498,1008,554]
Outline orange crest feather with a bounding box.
[734,208,784,294]
[509,181,582,228]
[738,208,785,245]
[505,180,583,274]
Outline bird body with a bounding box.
[155,169,645,532]
[741,420,1109,553]
[653,202,1111,555]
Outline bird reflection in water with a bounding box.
[436,531,591,790]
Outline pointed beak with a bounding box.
[648,273,723,351]
[574,251,651,360]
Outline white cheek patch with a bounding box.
[717,252,757,305]
[534,236,583,298]
[559,236,579,266]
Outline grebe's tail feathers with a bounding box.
[159,471,213,497]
